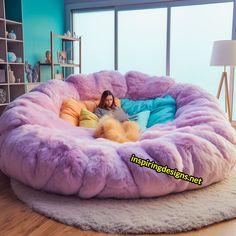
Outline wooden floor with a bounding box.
[1,171,236,236]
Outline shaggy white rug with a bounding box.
[11,167,236,234]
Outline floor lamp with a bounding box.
[210,40,236,123]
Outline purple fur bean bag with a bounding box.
[0,70,236,199]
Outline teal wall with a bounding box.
[22,0,64,81]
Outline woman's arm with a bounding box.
[94,108,103,118]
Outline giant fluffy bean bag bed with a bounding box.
[0,70,236,199]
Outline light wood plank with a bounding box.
[1,170,236,236]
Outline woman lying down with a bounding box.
[93,90,140,143]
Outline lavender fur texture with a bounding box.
[0,70,235,199]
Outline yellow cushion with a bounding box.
[60,98,86,126]
[79,108,99,128]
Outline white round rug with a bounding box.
[11,168,236,234]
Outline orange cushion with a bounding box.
[82,100,98,112]
[60,98,86,126]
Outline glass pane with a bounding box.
[73,10,114,74]
[118,8,167,76]
[170,2,233,115]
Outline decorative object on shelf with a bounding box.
[73,32,76,38]
[7,52,17,63]
[17,78,21,83]
[16,57,22,63]
[25,62,33,83]
[5,31,8,38]
[57,51,67,64]
[54,70,63,80]
[0,69,6,83]
[0,88,7,104]
[8,66,16,83]
[25,62,40,83]
[45,50,51,63]
[0,58,4,62]
[8,30,17,40]
[32,63,39,82]
[65,31,72,37]
[73,32,80,39]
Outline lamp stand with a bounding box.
[216,66,232,122]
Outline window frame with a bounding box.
[68,0,236,120]
[68,0,235,74]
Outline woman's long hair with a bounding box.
[98,90,116,109]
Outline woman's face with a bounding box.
[105,95,113,108]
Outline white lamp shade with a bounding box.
[210,40,236,66]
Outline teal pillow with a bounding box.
[129,110,150,131]
[147,105,176,128]
[121,95,176,128]
[121,98,154,116]
[147,95,176,127]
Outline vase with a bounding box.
[7,52,17,63]
[8,31,16,40]
[9,70,16,83]
[16,57,22,63]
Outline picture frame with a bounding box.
[57,51,67,64]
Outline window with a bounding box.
[118,8,167,75]
[72,2,235,117]
[73,10,114,74]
